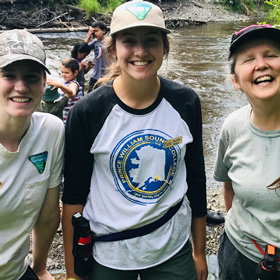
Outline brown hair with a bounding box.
[61,58,79,73]
[97,31,170,86]
[229,54,237,76]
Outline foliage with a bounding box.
[104,0,124,11]
[213,0,260,13]
[79,0,124,17]
[262,0,280,25]
[79,0,101,17]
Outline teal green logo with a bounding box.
[126,2,152,20]
[29,151,48,174]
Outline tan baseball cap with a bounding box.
[0,29,50,74]
[110,0,170,35]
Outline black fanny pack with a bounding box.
[93,198,184,242]
[72,198,184,277]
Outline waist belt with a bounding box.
[252,239,280,262]
[93,198,184,242]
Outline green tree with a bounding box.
[79,0,124,17]
[263,0,280,25]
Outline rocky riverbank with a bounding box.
[0,0,265,30]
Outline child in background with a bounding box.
[71,42,94,94]
[48,58,82,123]
[36,85,69,120]
[85,21,108,92]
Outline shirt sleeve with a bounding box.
[161,78,207,218]
[213,122,231,182]
[185,95,207,217]
[88,39,97,50]
[62,86,115,205]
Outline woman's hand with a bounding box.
[193,252,208,280]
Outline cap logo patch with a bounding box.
[126,2,152,20]
[29,151,48,174]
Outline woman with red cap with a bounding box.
[214,24,280,279]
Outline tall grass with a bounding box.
[79,0,124,17]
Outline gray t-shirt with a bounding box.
[89,39,106,80]
[214,104,280,268]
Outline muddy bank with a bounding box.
[0,0,265,31]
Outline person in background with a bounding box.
[62,1,208,279]
[214,24,280,279]
[85,21,108,92]
[0,29,64,280]
[70,42,94,94]
[47,58,82,123]
[36,85,69,120]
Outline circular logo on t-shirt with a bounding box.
[110,129,181,205]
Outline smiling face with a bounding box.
[114,27,165,82]
[0,60,46,120]
[232,38,280,104]
[61,65,77,82]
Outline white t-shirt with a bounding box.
[63,77,207,270]
[214,105,280,268]
[0,112,65,280]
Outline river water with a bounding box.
[37,20,257,279]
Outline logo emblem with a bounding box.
[126,2,152,20]
[29,151,48,174]
[110,130,181,205]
